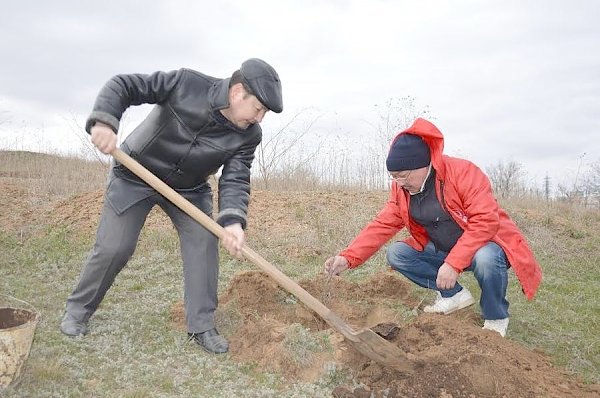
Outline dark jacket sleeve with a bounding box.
[217,131,261,229]
[85,69,186,134]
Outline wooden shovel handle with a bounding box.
[111,149,337,323]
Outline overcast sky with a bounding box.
[1,0,598,190]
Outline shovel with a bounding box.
[111,148,416,374]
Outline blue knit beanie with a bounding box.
[386,134,431,172]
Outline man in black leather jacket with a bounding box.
[60,58,283,354]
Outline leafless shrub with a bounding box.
[255,108,323,189]
[486,160,526,199]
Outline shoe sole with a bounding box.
[198,346,229,354]
[60,327,88,337]
[443,297,475,315]
[60,321,89,337]
[196,343,229,354]
[424,297,476,315]
[482,326,507,337]
[189,336,229,354]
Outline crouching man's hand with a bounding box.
[436,262,459,290]
[222,223,245,259]
[324,255,349,277]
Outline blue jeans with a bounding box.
[387,241,509,320]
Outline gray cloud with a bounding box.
[0,0,599,187]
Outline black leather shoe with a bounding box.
[60,313,89,337]
[188,328,229,354]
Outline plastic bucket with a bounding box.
[0,297,40,389]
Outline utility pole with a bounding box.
[544,173,551,202]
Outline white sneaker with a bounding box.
[423,288,475,314]
[482,318,509,337]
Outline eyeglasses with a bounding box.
[388,169,413,182]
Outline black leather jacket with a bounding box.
[86,68,261,227]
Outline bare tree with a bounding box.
[367,96,432,189]
[486,160,525,199]
[556,153,587,205]
[65,114,110,167]
[254,108,322,189]
[65,111,138,168]
[254,97,430,190]
[374,96,432,141]
[582,159,600,208]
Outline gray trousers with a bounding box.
[65,178,218,333]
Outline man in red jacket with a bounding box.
[324,118,542,337]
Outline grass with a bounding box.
[0,226,337,397]
[0,150,107,198]
[283,324,332,366]
[1,152,599,396]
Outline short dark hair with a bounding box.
[229,70,254,96]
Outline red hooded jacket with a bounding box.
[339,118,542,300]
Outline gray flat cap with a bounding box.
[240,58,283,113]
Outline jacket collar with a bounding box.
[208,78,231,111]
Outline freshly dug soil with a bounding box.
[172,270,600,397]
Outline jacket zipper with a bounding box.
[439,179,468,227]
[439,179,450,214]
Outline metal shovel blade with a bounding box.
[323,308,415,374]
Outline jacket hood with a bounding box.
[390,118,446,178]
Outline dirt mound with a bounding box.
[172,271,599,398]
[0,181,176,235]
[1,183,385,240]
[44,190,174,233]
[47,190,105,232]
[0,182,34,232]
[25,188,346,235]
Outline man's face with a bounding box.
[389,165,431,194]
[226,84,269,129]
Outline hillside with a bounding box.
[1,151,599,397]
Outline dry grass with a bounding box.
[0,151,108,199]
[1,151,599,397]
